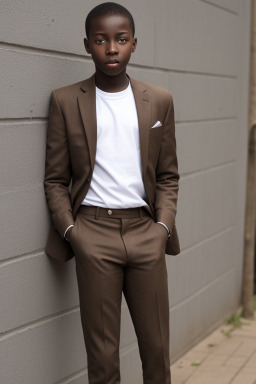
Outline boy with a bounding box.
[44,3,180,384]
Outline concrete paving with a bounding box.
[171,313,256,384]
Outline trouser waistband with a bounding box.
[79,205,149,219]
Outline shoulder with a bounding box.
[129,77,173,100]
[53,80,84,95]
[129,77,174,117]
[51,74,95,102]
[129,77,173,112]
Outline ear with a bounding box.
[84,38,91,54]
[131,37,137,53]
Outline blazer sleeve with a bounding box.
[154,93,179,233]
[44,90,74,238]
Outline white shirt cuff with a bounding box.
[64,224,74,241]
[157,222,170,238]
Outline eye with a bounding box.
[95,39,105,44]
[118,38,127,44]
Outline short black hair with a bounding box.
[85,2,135,38]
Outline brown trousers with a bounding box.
[69,205,171,384]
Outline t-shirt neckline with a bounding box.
[96,82,131,99]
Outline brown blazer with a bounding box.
[44,74,180,262]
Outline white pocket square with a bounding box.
[151,121,162,128]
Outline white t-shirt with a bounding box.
[82,82,147,208]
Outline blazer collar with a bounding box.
[77,74,151,178]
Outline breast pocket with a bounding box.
[149,126,163,136]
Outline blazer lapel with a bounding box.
[130,77,151,180]
[77,75,97,171]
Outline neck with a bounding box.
[95,70,129,93]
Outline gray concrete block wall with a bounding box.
[0,1,251,383]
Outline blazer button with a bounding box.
[87,177,90,182]
[108,209,112,215]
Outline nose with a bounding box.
[106,40,118,55]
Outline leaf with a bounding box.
[191,362,201,366]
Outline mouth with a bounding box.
[105,59,119,67]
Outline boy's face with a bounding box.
[84,14,137,77]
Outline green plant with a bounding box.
[191,362,201,367]
[221,329,231,338]
[226,311,244,328]
[220,309,248,338]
